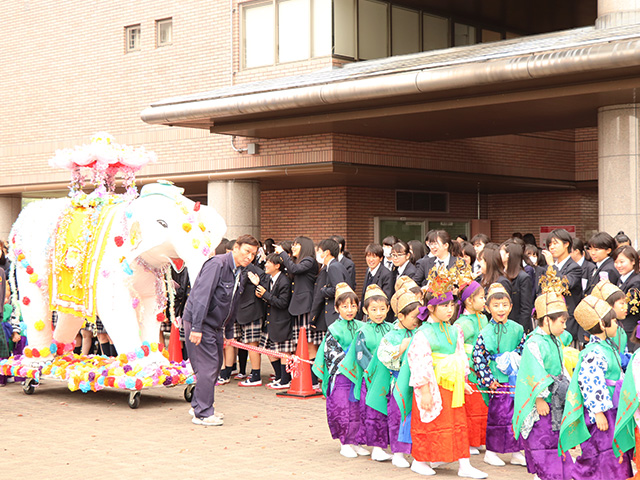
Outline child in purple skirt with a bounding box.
[312,283,367,458]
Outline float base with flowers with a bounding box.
[5,133,226,408]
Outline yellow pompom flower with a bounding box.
[34,320,45,331]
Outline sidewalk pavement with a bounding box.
[4,371,542,480]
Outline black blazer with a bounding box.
[414,255,457,286]
[506,270,534,334]
[585,257,620,295]
[234,263,266,325]
[310,267,328,331]
[358,265,394,319]
[556,258,583,318]
[392,261,418,288]
[618,272,640,352]
[339,255,357,291]
[279,252,318,317]
[260,272,293,343]
[311,259,349,329]
[579,259,596,294]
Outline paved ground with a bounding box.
[3,365,548,480]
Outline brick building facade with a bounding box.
[1,1,637,286]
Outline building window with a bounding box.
[125,24,141,52]
[358,0,389,60]
[157,18,172,47]
[454,23,477,46]
[396,190,448,213]
[423,13,449,52]
[242,0,331,69]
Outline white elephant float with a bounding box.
[9,181,226,366]
[1,134,226,403]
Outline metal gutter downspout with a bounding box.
[141,38,640,126]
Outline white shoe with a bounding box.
[483,450,505,466]
[469,447,480,455]
[340,444,358,458]
[192,414,224,426]
[351,444,370,456]
[411,460,436,476]
[430,461,446,468]
[510,451,527,466]
[392,453,410,468]
[189,407,223,419]
[458,459,488,479]
[371,446,392,462]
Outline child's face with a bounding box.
[614,253,635,276]
[428,239,448,259]
[569,249,583,263]
[613,297,628,320]
[462,254,471,266]
[467,290,486,313]
[364,299,389,324]
[365,253,382,270]
[545,315,567,337]
[337,299,358,320]
[487,297,512,323]
[473,241,485,255]
[428,300,455,323]
[588,246,611,263]
[291,242,301,258]
[391,250,410,267]
[398,308,420,330]
[499,247,509,267]
[264,260,279,276]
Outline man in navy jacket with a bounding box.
[182,234,259,426]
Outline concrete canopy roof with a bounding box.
[141,24,640,142]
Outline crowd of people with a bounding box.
[177,227,640,480]
[3,226,640,479]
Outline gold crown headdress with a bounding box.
[452,258,475,289]
[426,264,456,298]
[627,288,640,315]
[538,266,570,297]
[535,266,569,318]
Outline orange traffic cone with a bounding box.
[277,327,322,398]
[168,322,183,363]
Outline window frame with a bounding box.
[125,24,141,53]
[240,0,331,70]
[156,18,173,47]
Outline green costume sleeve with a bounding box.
[364,353,392,415]
[338,331,366,400]
[512,337,556,440]
[613,350,640,457]
[393,348,413,422]
[558,353,590,454]
[312,336,329,395]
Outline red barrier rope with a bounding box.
[224,338,313,379]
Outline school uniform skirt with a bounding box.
[233,319,262,344]
[411,385,470,463]
[293,313,325,346]
[259,331,296,353]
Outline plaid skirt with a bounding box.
[292,313,325,346]
[259,331,296,354]
[233,319,263,344]
[95,317,107,334]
